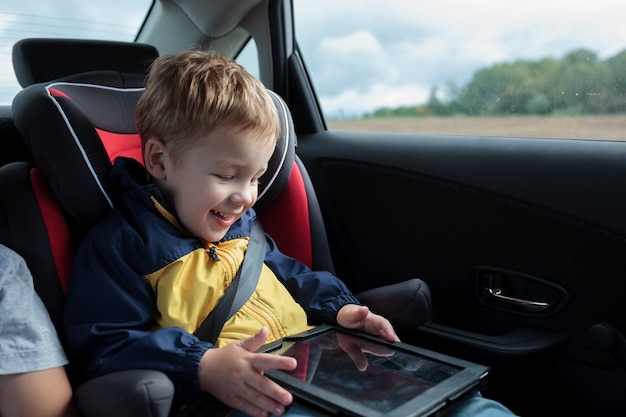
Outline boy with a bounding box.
[0,244,78,417]
[63,50,515,417]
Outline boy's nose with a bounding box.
[231,185,255,207]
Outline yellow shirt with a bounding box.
[143,237,312,346]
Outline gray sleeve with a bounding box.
[0,244,68,374]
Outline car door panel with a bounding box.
[296,130,626,415]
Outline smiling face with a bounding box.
[145,124,276,243]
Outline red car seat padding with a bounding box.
[30,166,74,293]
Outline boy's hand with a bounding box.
[335,332,395,371]
[337,304,400,343]
[199,327,297,417]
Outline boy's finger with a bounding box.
[239,326,269,352]
[347,305,370,326]
[244,367,294,407]
[252,352,297,373]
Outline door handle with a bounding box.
[482,287,549,313]
[476,266,569,316]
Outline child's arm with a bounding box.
[262,229,399,342]
[336,304,400,343]
[64,232,214,405]
[0,368,79,417]
[199,327,297,417]
[263,235,362,324]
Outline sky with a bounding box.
[0,0,150,103]
[295,0,626,117]
[2,0,626,117]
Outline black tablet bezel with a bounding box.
[260,325,489,417]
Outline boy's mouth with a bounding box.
[211,210,229,220]
[211,210,236,227]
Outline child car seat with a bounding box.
[10,37,432,415]
[12,37,431,327]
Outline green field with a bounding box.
[327,115,626,140]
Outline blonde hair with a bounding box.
[136,50,280,164]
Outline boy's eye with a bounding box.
[215,174,234,181]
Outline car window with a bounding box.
[236,40,260,81]
[0,0,152,105]
[294,0,626,140]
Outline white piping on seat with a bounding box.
[258,90,290,202]
[45,82,145,209]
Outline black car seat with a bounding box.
[10,37,432,415]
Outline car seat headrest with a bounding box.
[12,38,159,88]
[13,75,295,234]
[12,78,147,233]
[12,38,294,231]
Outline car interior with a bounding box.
[1,0,626,416]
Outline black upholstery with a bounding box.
[75,370,175,417]
[12,38,158,88]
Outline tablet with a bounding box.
[260,325,489,417]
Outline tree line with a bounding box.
[367,48,626,118]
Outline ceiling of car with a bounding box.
[170,0,263,37]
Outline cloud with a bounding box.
[311,31,389,95]
[295,0,626,117]
[320,83,430,119]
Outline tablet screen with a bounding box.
[273,329,461,414]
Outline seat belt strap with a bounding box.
[194,220,266,344]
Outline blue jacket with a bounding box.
[63,157,360,404]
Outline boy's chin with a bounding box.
[205,231,228,243]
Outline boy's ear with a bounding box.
[144,138,168,179]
